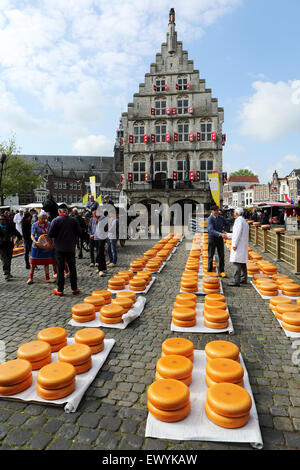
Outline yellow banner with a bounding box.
[208,172,220,207]
[96,194,102,204]
[89,176,96,199]
[82,193,89,204]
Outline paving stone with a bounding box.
[119,434,144,450]
[4,428,34,447]
[95,431,122,450]
[75,428,100,445]
[22,416,48,431]
[99,416,122,432]
[77,412,101,428]
[28,432,52,450]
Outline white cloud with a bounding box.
[266,153,300,180]
[228,143,246,152]
[239,80,300,141]
[73,134,113,155]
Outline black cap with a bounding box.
[59,203,68,210]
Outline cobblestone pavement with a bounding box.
[0,236,300,451]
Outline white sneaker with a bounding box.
[90,263,95,267]
[99,271,106,277]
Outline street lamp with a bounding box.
[0,153,7,205]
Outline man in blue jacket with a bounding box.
[207,205,229,277]
[48,204,82,296]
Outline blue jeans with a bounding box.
[107,239,117,264]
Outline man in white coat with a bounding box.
[226,207,249,286]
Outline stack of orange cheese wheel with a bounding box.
[275,303,300,321]
[129,276,147,292]
[147,378,191,422]
[144,249,157,260]
[172,305,196,327]
[204,293,226,305]
[247,262,260,276]
[272,273,289,284]
[146,258,162,272]
[205,382,252,429]
[91,290,112,305]
[58,343,92,374]
[129,260,145,272]
[72,303,96,323]
[36,361,76,400]
[257,280,278,297]
[155,354,193,386]
[269,296,292,312]
[114,272,130,285]
[202,276,220,294]
[37,327,67,352]
[276,277,294,291]
[161,337,194,362]
[281,282,300,297]
[260,262,277,275]
[107,277,126,291]
[252,273,269,285]
[205,340,240,363]
[175,293,197,308]
[116,290,136,303]
[281,311,300,332]
[84,295,106,311]
[112,296,135,313]
[205,358,244,387]
[135,270,152,285]
[17,341,51,370]
[0,359,32,395]
[180,275,198,293]
[74,328,105,354]
[100,303,124,324]
[250,251,262,261]
[203,295,229,330]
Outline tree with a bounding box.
[231,169,257,177]
[0,135,42,205]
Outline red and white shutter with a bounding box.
[151,107,156,115]
[128,172,133,182]
[128,135,134,144]
[190,171,195,181]
[188,133,194,142]
[196,132,201,141]
[188,106,193,114]
[222,134,226,146]
[166,133,171,142]
[173,171,178,181]
[151,134,156,143]
[153,85,157,92]
[171,107,177,115]
[175,83,179,90]
[164,84,168,91]
[196,171,200,182]
[144,134,148,143]
[212,132,216,141]
[145,172,149,182]
[174,132,178,142]
[166,107,170,115]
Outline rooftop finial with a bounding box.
[169,8,175,24]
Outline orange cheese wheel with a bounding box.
[108,279,126,290]
[206,382,252,418]
[74,357,92,374]
[30,353,52,370]
[205,374,244,388]
[156,355,193,380]
[0,359,32,386]
[74,328,105,346]
[72,303,96,317]
[58,343,91,366]
[49,339,68,353]
[155,371,192,387]
[205,401,249,429]
[281,311,300,326]
[37,327,67,346]
[116,291,136,302]
[37,362,76,389]
[272,274,289,282]
[161,351,194,362]
[206,358,244,384]
[203,302,227,312]
[276,304,300,316]
[172,307,196,320]
[205,294,226,304]
[269,297,292,309]
[297,298,300,307]
[172,318,197,327]
[281,322,300,332]
[181,286,198,293]
[181,280,198,289]
[173,300,196,310]
[147,378,190,411]
[0,374,32,396]
[84,296,106,308]
[72,312,96,323]
[162,338,194,358]
[204,318,229,329]
[89,343,105,354]
[203,287,220,294]
[205,341,240,362]
[112,297,134,312]
[204,310,229,323]
[92,290,111,304]
[259,288,278,297]
[100,304,124,318]
[129,279,146,288]
[130,262,144,271]
[17,341,51,362]
[114,273,129,284]
[281,282,300,292]
[282,290,300,297]
[148,400,191,422]
[176,293,197,305]
[100,314,123,324]
[37,379,76,400]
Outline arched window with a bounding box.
[155,99,167,116]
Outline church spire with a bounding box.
[168,8,176,53]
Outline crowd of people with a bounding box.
[0,195,120,296]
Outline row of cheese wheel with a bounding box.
[72,290,138,324]
[269,296,300,332]
[0,327,106,397]
[203,293,229,330]
[147,339,252,428]
[253,272,300,297]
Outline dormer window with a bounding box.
[154,79,167,92]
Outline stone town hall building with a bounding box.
[118,8,225,215]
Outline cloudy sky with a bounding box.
[0,0,299,183]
